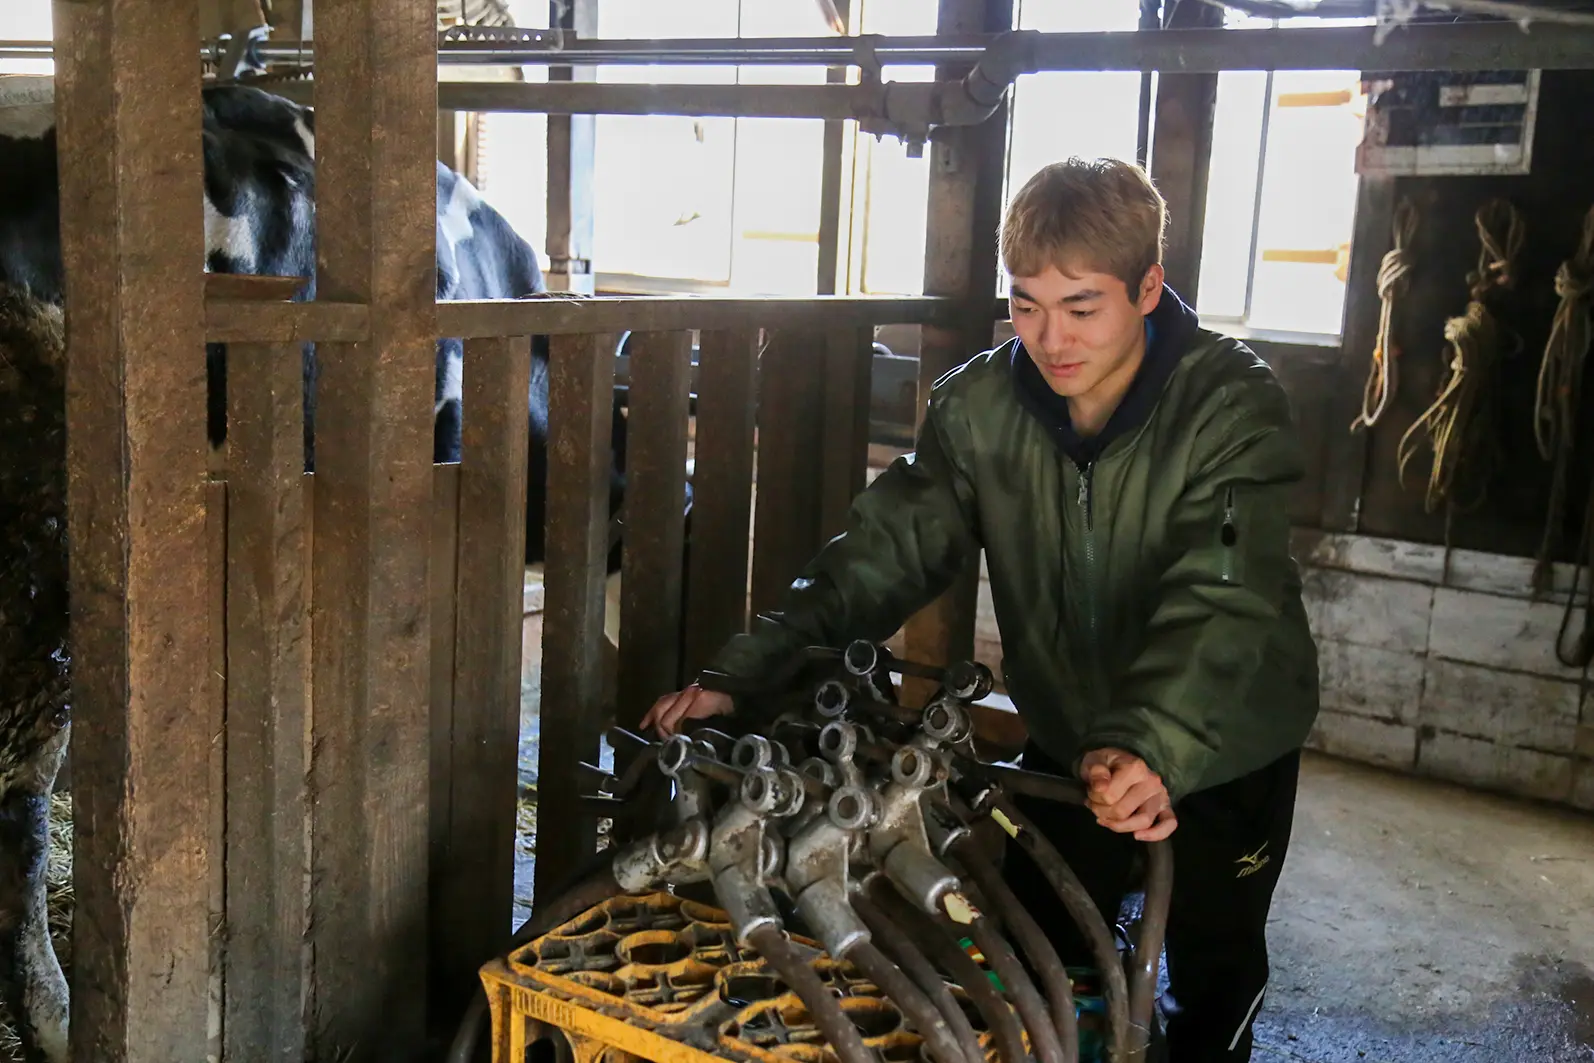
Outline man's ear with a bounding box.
[1138,263,1165,313]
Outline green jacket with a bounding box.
[708,289,1320,802]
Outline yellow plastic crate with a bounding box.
[478,889,1007,1063]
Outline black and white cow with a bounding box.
[0,72,645,569]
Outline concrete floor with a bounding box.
[1252,752,1594,1063]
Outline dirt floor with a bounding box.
[1250,753,1594,1063]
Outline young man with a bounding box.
[642,156,1320,1060]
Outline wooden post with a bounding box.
[52,0,213,1059]
[224,341,310,1062]
[901,0,1012,700]
[305,0,439,1054]
[436,336,533,1015]
[817,0,853,295]
[819,325,874,543]
[535,333,618,902]
[1147,0,1223,300]
[616,331,693,726]
[750,330,828,618]
[682,330,760,681]
[546,0,598,294]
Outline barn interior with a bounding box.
[2,0,1594,1061]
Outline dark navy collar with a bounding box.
[1011,284,1202,468]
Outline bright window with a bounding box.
[0,1,51,75]
[1193,12,1369,337]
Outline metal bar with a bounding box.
[434,80,874,119]
[435,295,950,337]
[13,17,1594,72]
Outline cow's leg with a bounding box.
[0,725,69,1063]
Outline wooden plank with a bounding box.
[204,299,370,343]
[750,330,826,618]
[535,333,618,902]
[819,325,873,543]
[437,336,533,1012]
[683,330,760,680]
[427,462,461,1014]
[436,295,950,338]
[223,342,309,1062]
[206,481,228,1063]
[900,0,1013,701]
[617,331,693,729]
[304,0,439,1053]
[52,0,213,1058]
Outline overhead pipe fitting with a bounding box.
[455,637,1175,1063]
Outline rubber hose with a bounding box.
[748,924,876,1063]
[1126,841,1172,1062]
[853,892,986,1063]
[446,856,625,1063]
[849,940,972,1063]
[985,793,1129,1063]
[950,838,1079,1063]
[967,914,1067,1063]
[868,878,1030,1063]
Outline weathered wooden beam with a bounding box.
[816,0,852,296]
[52,0,213,1058]
[223,341,309,1063]
[535,332,617,902]
[750,330,827,618]
[426,462,461,1014]
[304,0,439,1054]
[435,295,949,337]
[546,0,598,295]
[682,330,760,682]
[819,325,873,543]
[616,331,694,728]
[436,336,533,1014]
[205,299,370,343]
[1148,0,1223,300]
[901,0,1012,703]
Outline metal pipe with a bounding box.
[10,17,1594,76]
[965,913,1068,1063]
[852,891,987,1063]
[747,924,877,1063]
[848,940,972,1063]
[949,838,1079,1063]
[868,877,1031,1063]
[979,792,1131,1063]
[1126,842,1173,1063]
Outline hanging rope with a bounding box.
[1532,205,1594,591]
[1395,198,1524,517]
[1351,197,1420,433]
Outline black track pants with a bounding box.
[1002,745,1302,1061]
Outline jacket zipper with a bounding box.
[1077,461,1099,657]
[1221,485,1237,583]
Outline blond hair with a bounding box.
[1000,157,1167,295]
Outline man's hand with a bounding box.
[1080,747,1178,842]
[640,684,734,737]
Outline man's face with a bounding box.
[1009,261,1163,399]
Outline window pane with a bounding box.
[853,0,939,295]
[1194,70,1268,321]
[0,1,51,75]
[1245,69,1364,335]
[730,117,824,293]
[589,0,739,281]
[473,0,550,271]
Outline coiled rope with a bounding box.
[1351,196,1419,432]
[1532,205,1594,593]
[1395,198,1524,517]
[1533,205,1594,666]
